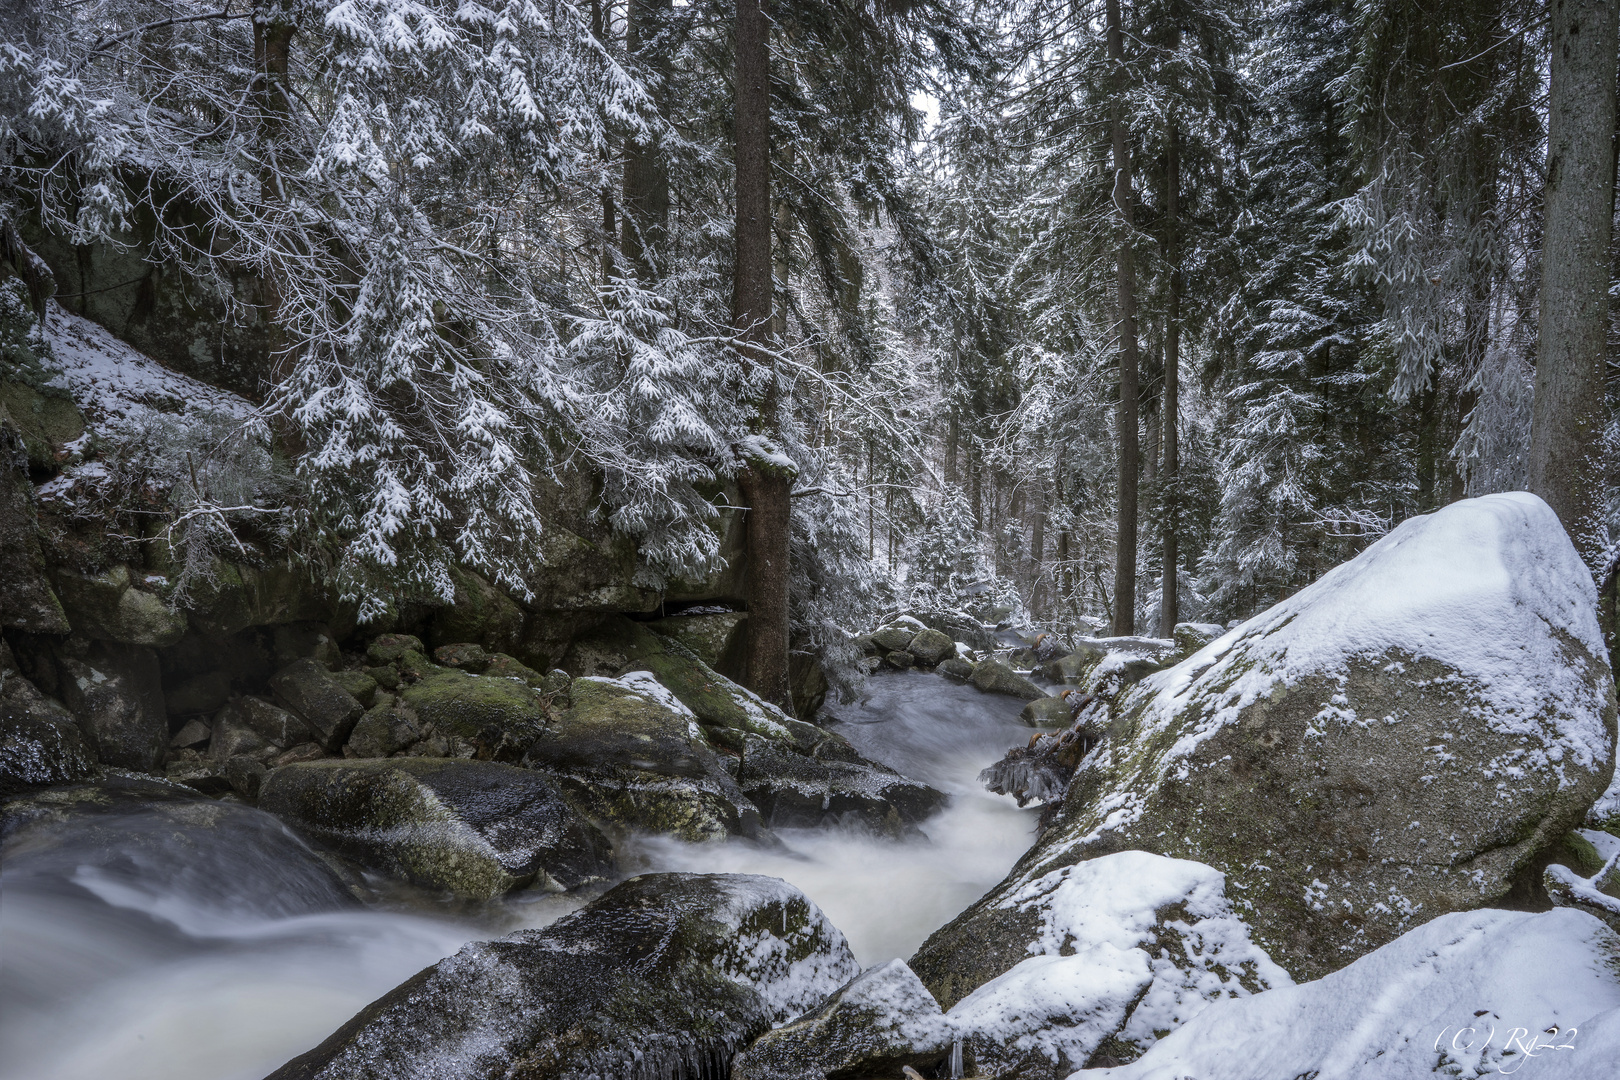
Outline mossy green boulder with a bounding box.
[399,667,549,762]
[258,758,612,900]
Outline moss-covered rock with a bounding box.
[266,872,860,1080]
[431,566,525,657]
[1039,645,1106,684]
[906,628,956,667]
[185,560,337,637]
[646,611,747,676]
[914,494,1620,992]
[871,626,916,653]
[1019,695,1071,725]
[260,758,611,899]
[344,696,423,759]
[399,667,549,761]
[50,564,186,647]
[969,657,1045,700]
[526,673,764,842]
[0,404,70,634]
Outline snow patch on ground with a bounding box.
[1085,907,1620,1080]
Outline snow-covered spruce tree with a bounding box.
[0,0,741,618]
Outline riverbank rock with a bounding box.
[526,672,765,842]
[57,641,167,772]
[269,659,364,752]
[935,851,1289,1076]
[970,657,1045,701]
[732,959,953,1080]
[397,666,549,761]
[0,657,97,796]
[267,873,861,1080]
[737,734,947,837]
[258,758,612,900]
[646,610,747,678]
[1091,908,1620,1080]
[914,493,1619,991]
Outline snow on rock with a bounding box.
[914,493,1617,1002]
[733,959,953,1080]
[944,851,1289,1075]
[41,301,255,431]
[265,872,858,1080]
[1085,907,1620,1080]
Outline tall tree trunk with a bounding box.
[1160,121,1181,638]
[945,409,960,486]
[1107,0,1140,637]
[1530,0,1619,565]
[253,6,296,380]
[734,0,792,708]
[621,0,672,283]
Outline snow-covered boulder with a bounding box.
[916,493,1617,995]
[937,851,1288,1076]
[732,959,954,1080]
[1087,907,1620,1080]
[266,873,860,1080]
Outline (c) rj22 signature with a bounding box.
[1433,1023,1578,1074]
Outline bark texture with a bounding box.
[1107,0,1140,637]
[1530,0,1619,564]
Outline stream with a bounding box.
[0,670,1044,1080]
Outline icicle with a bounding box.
[950,1038,964,1078]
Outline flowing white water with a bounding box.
[0,670,1042,1079]
[629,669,1047,963]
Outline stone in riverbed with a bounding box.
[265,873,861,1080]
[1019,695,1071,725]
[525,673,765,842]
[258,758,612,900]
[871,626,917,653]
[0,671,97,796]
[970,657,1045,700]
[906,628,956,667]
[732,958,953,1080]
[736,734,946,837]
[884,650,917,670]
[58,642,167,772]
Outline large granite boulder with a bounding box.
[937,851,1289,1076]
[267,873,861,1080]
[258,758,612,900]
[1091,907,1620,1080]
[526,672,765,842]
[914,493,1619,992]
[646,610,747,678]
[0,407,70,633]
[732,959,953,1080]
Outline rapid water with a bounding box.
[630,668,1047,963]
[0,670,1043,1079]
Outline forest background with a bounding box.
[3,0,1617,701]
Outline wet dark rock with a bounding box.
[165,671,233,717]
[433,642,490,671]
[224,754,267,798]
[884,650,917,670]
[269,659,365,752]
[937,657,974,680]
[58,641,167,772]
[259,758,612,900]
[50,564,187,647]
[327,669,379,708]
[169,717,211,748]
[0,671,97,796]
[207,710,272,763]
[266,872,860,1080]
[219,695,314,749]
[980,695,1108,808]
[344,698,423,759]
[271,622,342,668]
[737,734,946,837]
[732,959,952,1080]
[1019,696,1071,725]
